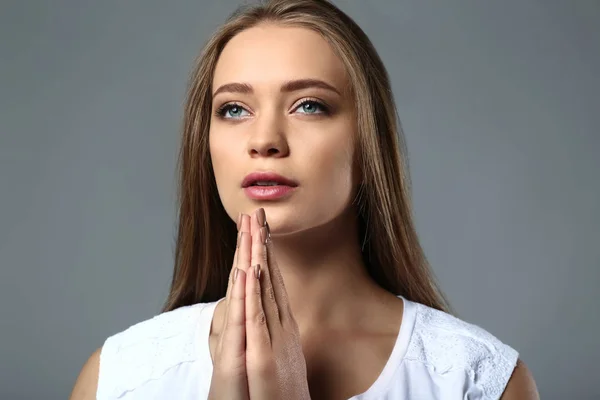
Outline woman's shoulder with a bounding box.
[402,299,520,398]
[95,301,217,399]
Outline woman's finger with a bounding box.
[252,209,280,328]
[218,214,251,356]
[218,267,247,372]
[223,215,251,310]
[237,216,252,274]
[262,215,295,330]
[245,211,272,354]
[223,232,240,309]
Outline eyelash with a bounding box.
[215,98,330,119]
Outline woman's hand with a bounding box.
[244,208,312,400]
[207,214,253,400]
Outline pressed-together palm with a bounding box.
[208,210,311,400]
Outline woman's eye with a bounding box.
[295,100,328,115]
[217,100,328,119]
[218,104,250,119]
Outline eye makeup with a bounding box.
[214,97,333,120]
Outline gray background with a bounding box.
[1,0,598,399]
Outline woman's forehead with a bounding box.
[212,24,349,92]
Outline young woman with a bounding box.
[70,0,539,399]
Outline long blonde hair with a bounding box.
[163,0,451,313]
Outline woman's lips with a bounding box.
[243,185,296,200]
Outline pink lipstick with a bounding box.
[242,172,298,200]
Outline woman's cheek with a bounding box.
[316,148,355,206]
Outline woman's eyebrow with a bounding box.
[280,79,341,95]
[212,79,341,99]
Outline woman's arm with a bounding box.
[500,359,540,400]
[69,348,101,400]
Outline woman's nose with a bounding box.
[247,115,290,158]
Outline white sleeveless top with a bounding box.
[97,296,518,399]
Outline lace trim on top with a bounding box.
[405,303,519,399]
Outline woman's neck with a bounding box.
[271,211,389,336]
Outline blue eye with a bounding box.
[295,100,328,115]
[217,103,250,119]
[216,100,329,119]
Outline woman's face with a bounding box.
[209,24,359,235]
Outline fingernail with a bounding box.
[253,264,261,280]
[260,226,268,244]
[236,213,242,230]
[257,208,266,227]
[233,268,240,283]
[265,222,271,242]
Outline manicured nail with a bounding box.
[257,208,266,227]
[233,268,240,283]
[236,213,242,230]
[253,264,261,280]
[265,222,271,242]
[260,227,268,244]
